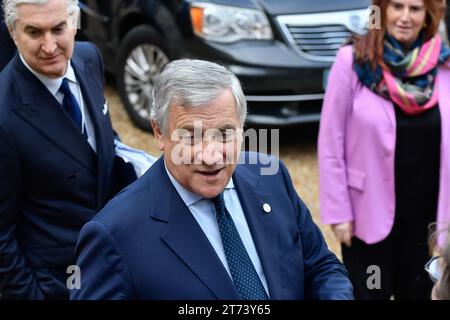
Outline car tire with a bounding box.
[115,25,170,132]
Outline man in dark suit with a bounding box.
[72,59,353,300]
[0,0,135,299]
[0,1,15,71]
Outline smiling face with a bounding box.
[152,89,243,199]
[385,0,426,49]
[10,0,77,78]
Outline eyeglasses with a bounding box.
[425,255,442,283]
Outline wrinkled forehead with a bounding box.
[168,107,240,132]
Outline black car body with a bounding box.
[78,0,373,130]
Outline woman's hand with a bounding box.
[331,222,353,247]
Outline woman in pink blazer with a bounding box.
[319,0,450,299]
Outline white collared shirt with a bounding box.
[164,162,270,297]
[19,54,97,152]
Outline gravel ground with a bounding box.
[105,85,341,258]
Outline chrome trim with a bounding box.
[246,113,321,126]
[245,93,324,102]
[276,9,368,62]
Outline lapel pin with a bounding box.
[263,203,271,213]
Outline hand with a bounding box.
[331,222,353,247]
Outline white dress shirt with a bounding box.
[165,162,270,296]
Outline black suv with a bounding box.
[78,0,372,130]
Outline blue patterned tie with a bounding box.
[212,193,269,300]
[59,78,82,130]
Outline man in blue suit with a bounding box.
[0,2,15,71]
[72,59,353,300]
[0,0,135,299]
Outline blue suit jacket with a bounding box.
[72,154,353,300]
[0,42,135,299]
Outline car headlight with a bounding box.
[190,2,273,43]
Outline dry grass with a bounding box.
[105,85,341,258]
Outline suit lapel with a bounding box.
[232,165,282,299]
[149,159,240,299]
[72,54,115,207]
[11,55,96,171]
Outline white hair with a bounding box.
[151,59,247,135]
[2,0,79,29]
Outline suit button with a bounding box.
[67,173,77,183]
[263,203,271,213]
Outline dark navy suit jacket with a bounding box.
[72,154,353,300]
[0,42,135,299]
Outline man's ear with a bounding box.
[8,26,18,46]
[151,120,165,151]
[69,8,80,35]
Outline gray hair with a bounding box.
[2,0,79,29]
[151,59,247,134]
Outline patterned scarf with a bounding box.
[354,33,450,115]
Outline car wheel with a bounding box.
[116,25,170,132]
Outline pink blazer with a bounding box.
[318,45,450,245]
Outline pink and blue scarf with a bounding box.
[354,33,450,115]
